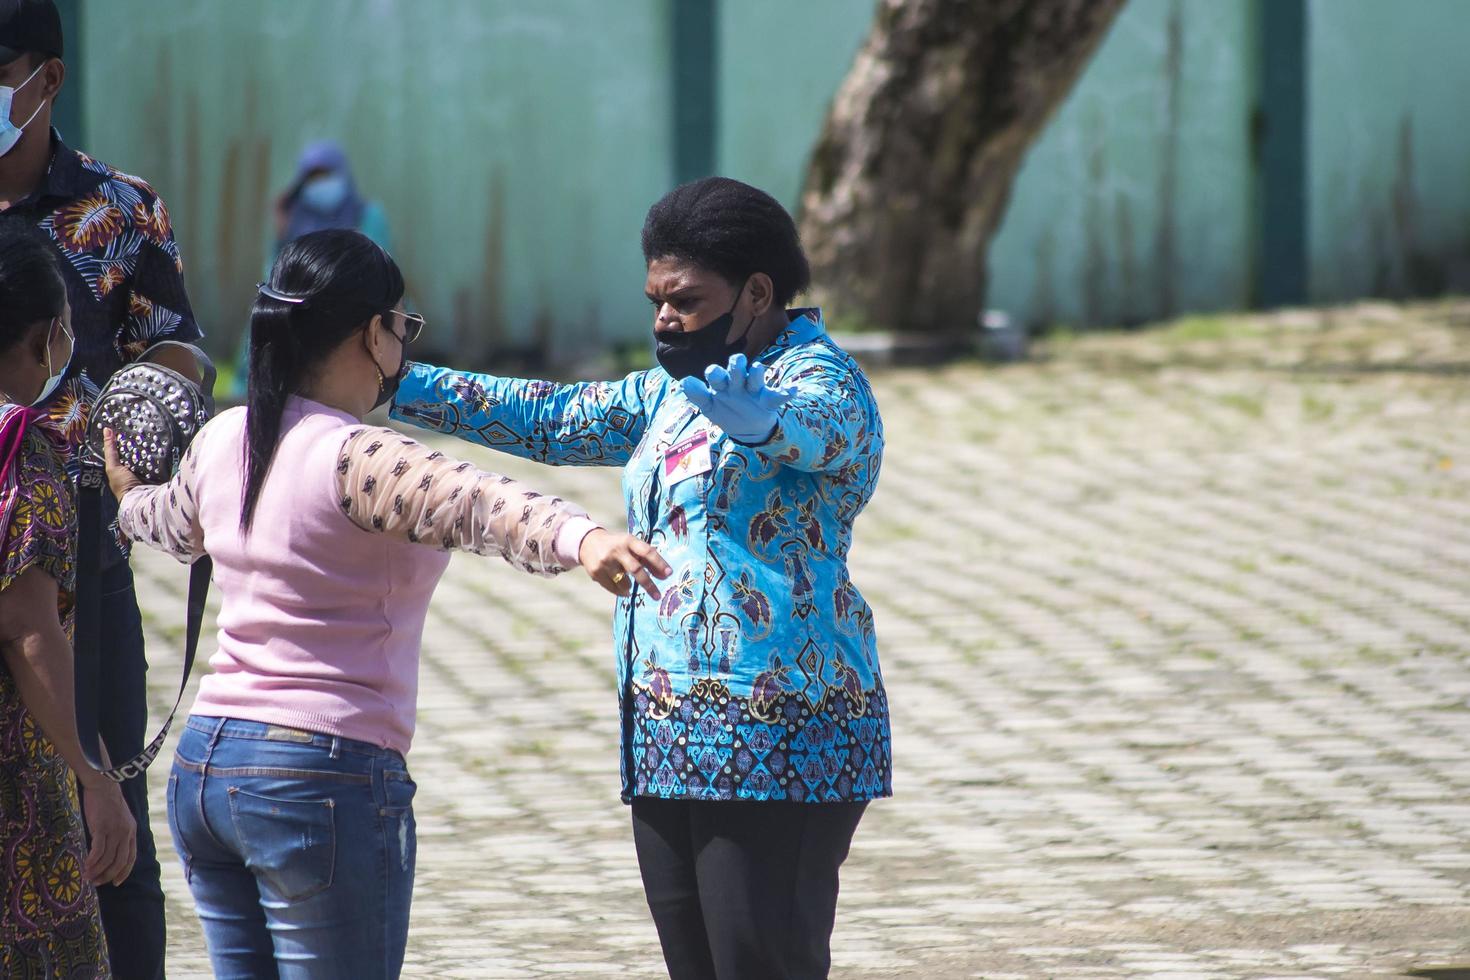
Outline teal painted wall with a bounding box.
[1306,0,1470,302]
[716,0,877,210]
[985,0,1259,328]
[78,0,671,361]
[73,1,1470,349]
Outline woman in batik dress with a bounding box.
[392,177,888,980]
[0,219,135,978]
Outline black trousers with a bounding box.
[631,797,867,980]
[78,562,167,980]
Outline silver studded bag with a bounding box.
[83,341,216,482]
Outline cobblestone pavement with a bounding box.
[132,301,1470,978]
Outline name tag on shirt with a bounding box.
[663,430,713,483]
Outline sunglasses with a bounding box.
[394,311,425,345]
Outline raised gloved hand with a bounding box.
[679,353,796,444]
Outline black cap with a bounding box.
[0,0,62,68]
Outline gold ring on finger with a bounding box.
[612,572,626,585]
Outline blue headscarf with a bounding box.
[280,140,366,245]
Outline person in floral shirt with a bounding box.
[393,177,888,979]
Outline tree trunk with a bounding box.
[798,0,1127,338]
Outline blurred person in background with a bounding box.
[393,177,889,980]
[0,3,203,974]
[230,139,393,398]
[0,217,136,979]
[274,139,392,254]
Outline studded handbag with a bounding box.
[83,341,216,483]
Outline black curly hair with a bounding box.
[641,176,810,306]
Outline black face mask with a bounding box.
[654,278,752,381]
[369,326,410,410]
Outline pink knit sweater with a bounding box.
[118,398,591,754]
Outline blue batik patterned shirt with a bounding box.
[392,309,892,803]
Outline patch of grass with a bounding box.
[1354,645,1397,664]
[1155,314,1261,343]
[961,426,998,444]
[214,363,238,398]
[508,738,556,758]
[1034,322,1082,343]
[1218,392,1265,418]
[870,521,921,542]
[1302,391,1337,421]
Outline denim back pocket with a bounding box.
[228,787,336,902]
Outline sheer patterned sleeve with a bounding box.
[335,426,593,576]
[115,439,204,564]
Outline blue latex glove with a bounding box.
[680,353,796,444]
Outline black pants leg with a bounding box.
[86,562,167,980]
[631,798,720,979]
[631,798,867,980]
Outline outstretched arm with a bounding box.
[390,363,667,468]
[337,427,669,595]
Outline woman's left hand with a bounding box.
[102,429,142,501]
[680,353,795,444]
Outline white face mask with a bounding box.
[33,316,73,406]
[0,61,47,159]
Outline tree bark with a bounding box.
[798,0,1127,338]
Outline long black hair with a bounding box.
[640,176,810,306]
[0,217,66,356]
[242,228,404,533]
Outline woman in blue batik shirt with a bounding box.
[392,177,888,980]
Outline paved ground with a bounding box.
[131,301,1470,978]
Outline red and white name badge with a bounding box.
[663,430,713,483]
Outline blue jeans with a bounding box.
[168,716,417,979]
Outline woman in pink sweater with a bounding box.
[105,230,668,979]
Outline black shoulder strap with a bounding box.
[74,468,209,783]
